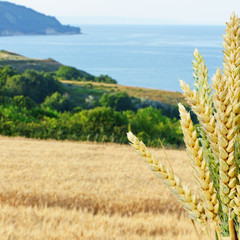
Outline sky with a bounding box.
[4,0,240,25]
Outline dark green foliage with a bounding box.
[56,66,84,80]
[72,106,83,114]
[5,69,63,103]
[0,102,184,147]
[94,75,117,84]
[30,107,58,119]
[0,95,12,105]
[72,107,128,142]
[41,92,74,112]
[56,66,116,84]
[12,95,37,109]
[99,92,135,111]
[0,65,18,88]
[125,107,183,147]
[56,65,94,81]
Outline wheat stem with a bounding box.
[158,137,174,173]
[191,219,201,240]
[215,222,223,240]
[127,131,206,226]
[228,215,237,240]
[204,222,212,240]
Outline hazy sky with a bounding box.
[5,0,240,25]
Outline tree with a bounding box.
[0,65,18,88]
[94,75,117,84]
[41,92,73,111]
[56,65,81,80]
[5,69,62,103]
[13,95,37,109]
[99,92,135,111]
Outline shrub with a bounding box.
[56,65,81,80]
[0,65,18,88]
[99,92,135,111]
[5,69,63,103]
[13,95,37,109]
[94,74,117,84]
[41,92,74,112]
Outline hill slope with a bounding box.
[0,1,80,36]
[61,79,186,106]
[0,50,91,77]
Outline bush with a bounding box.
[126,107,183,146]
[41,92,74,112]
[99,92,135,111]
[94,75,117,84]
[13,95,37,109]
[0,97,184,147]
[56,65,81,80]
[0,65,18,88]
[5,69,63,103]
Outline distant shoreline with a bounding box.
[0,1,81,37]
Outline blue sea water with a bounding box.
[0,25,225,92]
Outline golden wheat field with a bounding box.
[0,135,215,239]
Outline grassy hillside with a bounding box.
[0,136,212,239]
[0,50,91,78]
[62,80,186,106]
[0,50,185,106]
[0,50,61,72]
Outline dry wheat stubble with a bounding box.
[0,135,207,239]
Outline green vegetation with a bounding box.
[0,50,62,72]
[0,51,117,84]
[56,65,117,83]
[61,80,185,105]
[0,101,183,147]
[0,64,185,147]
[99,92,135,111]
[56,65,93,81]
[3,69,63,103]
[41,92,73,112]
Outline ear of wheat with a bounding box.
[127,13,240,240]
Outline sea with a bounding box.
[0,25,225,92]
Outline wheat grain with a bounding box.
[223,13,240,95]
[192,49,213,114]
[127,132,206,226]
[222,13,240,144]
[178,103,219,221]
[212,61,237,217]
[179,80,219,160]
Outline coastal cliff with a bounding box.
[0,1,81,36]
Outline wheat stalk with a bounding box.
[127,132,206,226]
[127,12,240,240]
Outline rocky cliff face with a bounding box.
[0,1,81,36]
